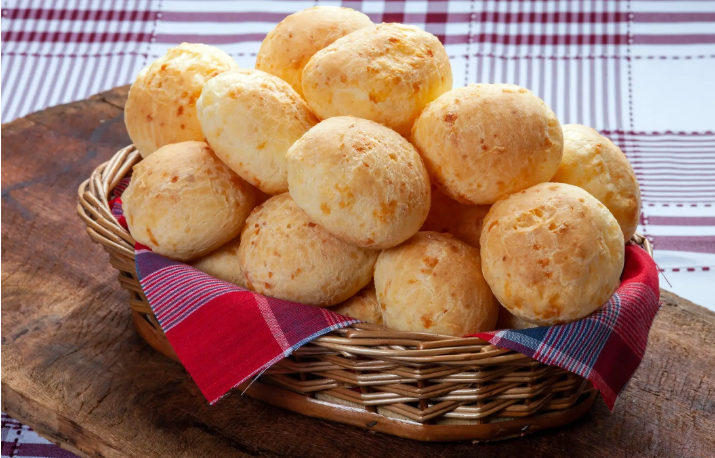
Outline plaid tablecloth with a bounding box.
[2,1,714,456]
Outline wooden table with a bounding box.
[2,87,714,458]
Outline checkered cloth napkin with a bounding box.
[474,245,659,409]
[110,180,659,410]
[133,241,360,404]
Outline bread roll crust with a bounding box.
[287,117,431,249]
[302,23,452,136]
[421,187,490,248]
[197,69,318,195]
[124,43,237,157]
[238,194,378,306]
[122,141,256,261]
[411,84,563,205]
[330,283,382,324]
[190,237,246,288]
[256,6,373,98]
[480,183,625,325]
[552,124,641,240]
[374,232,498,336]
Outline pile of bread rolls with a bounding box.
[121,7,641,337]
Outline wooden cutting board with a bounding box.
[2,86,714,458]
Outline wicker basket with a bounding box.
[78,145,653,442]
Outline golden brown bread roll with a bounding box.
[374,232,498,336]
[302,23,452,136]
[411,84,563,205]
[197,69,318,195]
[480,183,624,325]
[330,283,382,325]
[287,117,431,249]
[124,43,237,158]
[420,187,491,248]
[122,142,256,261]
[190,237,246,288]
[552,124,641,240]
[238,194,378,306]
[255,6,373,98]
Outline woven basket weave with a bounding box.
[78,145,653,442]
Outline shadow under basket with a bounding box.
[78,145,653,442]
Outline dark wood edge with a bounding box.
[2,385,113,458]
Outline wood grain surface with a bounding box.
[2,86,714,458]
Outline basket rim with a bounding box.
[78,145,606,438]
[77,144,655,361]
